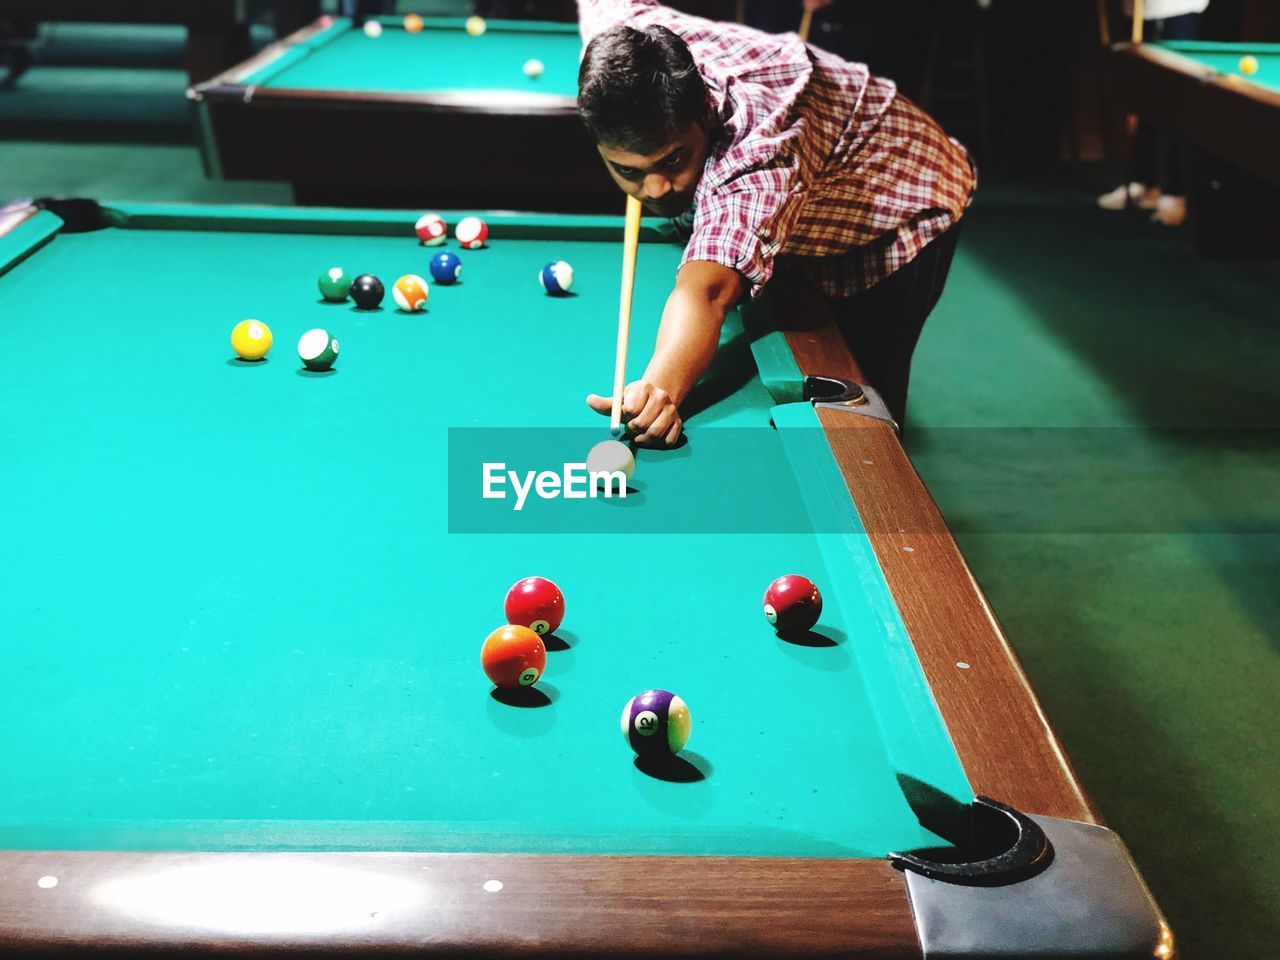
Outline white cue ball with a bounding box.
[586,440,635,489]
[523,58,545,79]
[363,20,383,38]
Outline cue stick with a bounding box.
[798,9,813,42]
[735,0,745,24]
[1123,0,1144,199]
[1095,0,1117,167]
[610,195,644,438]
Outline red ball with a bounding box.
[504,577,564,636]
[481,625,546,689]
[455,216,488,250]
[414,212,447,246]
[764,575,822,634]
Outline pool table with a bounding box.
[0,200,1172,958]
[0,0,321,82]
[1110,40,1280,257]
[191,17,621,212]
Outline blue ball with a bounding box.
[429,251,463,285]
[539,260,574,296]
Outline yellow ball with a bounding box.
[465,15,487,37]
[1239,55,1259,76]
[231,319,272,361]
[403,13,424,33]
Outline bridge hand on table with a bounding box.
[586,381,683,448]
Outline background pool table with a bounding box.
[0,0,320,82]
[1109,40,1280,257]
[192,17,620,211]
[0,201,1169,957]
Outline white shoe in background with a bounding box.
[1097,182,1160,211]
[1135,186,1163,210]
[1097,184,1133,210]
[1153,195,1187,226]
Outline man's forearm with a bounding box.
[642,285,729,407]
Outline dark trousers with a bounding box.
[1132,13,1202,193]
[826,223,962,430]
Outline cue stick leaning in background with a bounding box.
[1125,0,1146,190]
[798,9,813,43]
[611,195,644,438]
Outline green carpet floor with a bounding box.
[2,24,1278,958]
[911,197,1280,958]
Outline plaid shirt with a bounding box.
[579,0,976,298]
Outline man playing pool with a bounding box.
[579,0,975,445]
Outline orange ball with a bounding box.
[393,273,429,312]
[481,625,546,689]
[404,13,424,33]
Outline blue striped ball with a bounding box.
[538,260,574,295]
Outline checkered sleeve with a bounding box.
[681,176,806,297]
[576,0,659,43]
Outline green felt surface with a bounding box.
[0,205,969,857]
[1156,40,1280,92]
[248,18,582,98]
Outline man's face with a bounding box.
[597,123,711,218]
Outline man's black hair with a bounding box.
[578,24,708,152]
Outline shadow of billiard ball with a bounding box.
[775,628,840,648]
[489,686,552,709]
[634,753,707,783]
[543,632,573,652]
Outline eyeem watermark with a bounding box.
[482,462,628,511]
[450,426,1279,534]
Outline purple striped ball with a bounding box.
[621,689,691,758]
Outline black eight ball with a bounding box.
[351,274,385,309]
